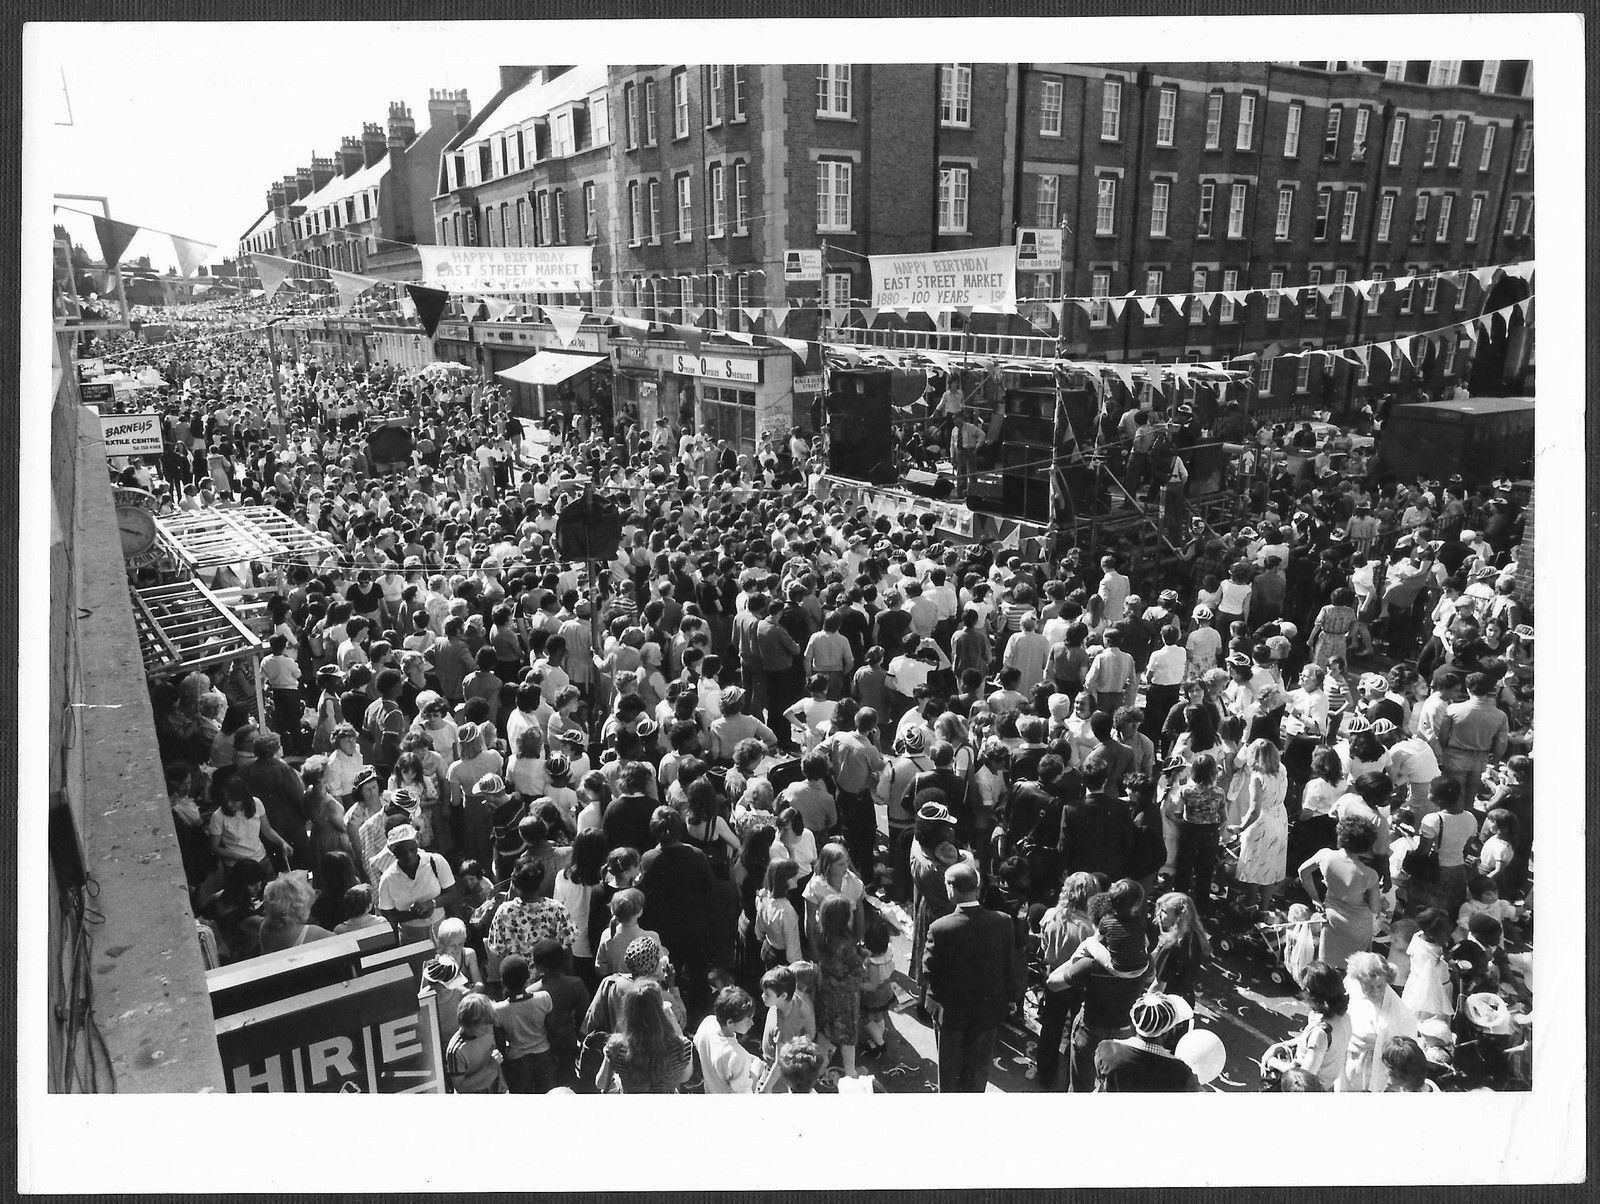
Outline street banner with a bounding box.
[100,412,163,456]
[869,245,1018,314]
[416,245,594,293]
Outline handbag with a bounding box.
[1401,840,1440,884]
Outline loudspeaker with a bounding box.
[826,368,896,480]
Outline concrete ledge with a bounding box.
[63,405,225,1092]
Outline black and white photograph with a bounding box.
[17,12,1587,1191]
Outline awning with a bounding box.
[496,350,606,387]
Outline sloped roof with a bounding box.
[474,64,607,140]
[298,157,390,216]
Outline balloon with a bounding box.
[1175,1029,1227,1085]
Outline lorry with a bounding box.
[1369,396,1535,487]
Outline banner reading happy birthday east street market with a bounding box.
[869,245,1018,314]
[416,245,595,294]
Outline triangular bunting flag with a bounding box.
[483,296,515,322]
[92,215,140,269]
[1515,297,1533,320]
[1048,302,1065,327]
[725,330,755,345]
[671,324,703,355]
[1317,284,1338,302]
[328,269,375,309]
[1109,364,1138,395]
[998,523,1021,551]
[895,307,912,322]
[741,306,765,327]
[857,306,879,326]
[1107,297,1130,321]
[1392,338,1414,367]
[546,305,587,348]
[828,307,850,328]
[767,305,793,333]
[1137,296,1161,319]
[1473,267,1499,290]
[171,234,214,278]
[253,253,296,298]
[404,284,450,338]
[1459,322,1478,346]
[1348,345,1370,371]
[954,306,974,320]
[686,305,707,325]
[1165,293,1189,319]
[771,336,810,365]
[1370,342,1391,368]
[614,315,651,340]
[1073,299,1099,319]
[1197,292,1218,316]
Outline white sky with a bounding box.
[32,23,508,270]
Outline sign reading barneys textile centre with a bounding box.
[869,246,1018,314]
[416,246,595,294]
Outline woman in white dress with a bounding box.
[1337,952,1419,1092]
[1229,738,1288,914]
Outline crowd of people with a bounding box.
[99,310,1534,1094]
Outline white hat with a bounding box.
[385,824,420,848]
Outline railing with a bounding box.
[821,324,1059,359]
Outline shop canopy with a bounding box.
[155,505,337,572]
[496,350,606,387]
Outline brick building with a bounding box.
[417,61,1531,447]
[237,88,473,282]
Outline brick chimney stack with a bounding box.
[361,121,388,168]
[427,87,472,131]
[385,102,416,152]
[338,135,365,177]
[310,155,336,190]
[269,182,287,211]
[294,166,314,200]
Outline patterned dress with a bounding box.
[1234,768,1289,887]
[1311,604,1355,669]
[816,936,864,1046]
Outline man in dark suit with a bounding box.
[921,862,1016,1093]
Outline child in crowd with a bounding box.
[492,954,555,1094]
[434,917,482,990]
[858,908,897,1057]
[1455,875,1521,944]
[531,939,591,1090]
[445,992,504,1094]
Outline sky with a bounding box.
[32,23,507,272]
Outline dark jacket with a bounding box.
[638,841,716,965]
[922,901,1017,1029]
[1059,792,1136,879]
[601,793,656,855]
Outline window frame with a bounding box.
[731,66,747,121]
[706,65,725,127]
[1143,269,1164,325]
[1412,192,1430,243]
[1478,123,1496,171]
[816,64,852,119]
[647,179,661,243]
[1322,105,1342,159]
[1220,268,1240,322]
[1155,86,1177,146]
[1376,191,1396,242]
[1388,113,1407,166]
[942,64,974,129]
[1037,173,1060,228]
[1266,269,1284,320]
[816,157,853,233]
[1352,106,1371,160]
[1040,76,1065,137]
[1275,186,1294,240]
[1502,197,1521,235]
[734,161,750,233]
[1313,188,1333,241]
[1366,267,1384,315]
[938,164,971,234]
[1303,267,1321,318]
[1148,179,1169,237]
[1204,92,1223,149]
[1423,116,1442,167]
[1448,118,1467,168]
[672,70,691,140]
[1339,189,1360,242]
[1196,181,1214,238]
[624,84,639,150]
[1434,193,1453,242]
[1189,268,1208,325]
[1330,268,1347,319]
[643,78,659,146]
[1226,182,1247,238]
[709,163,727,237]
[1465,194,1484,242]
[582,183,597,240]
[1095,175,1118,236]
[1236,93,1257,150]
[1089,269,1112,327]
[1100,77,1123,141]
[1513,125,1532,173]
[1283,102,1303,157]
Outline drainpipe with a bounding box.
[1119,67,1152,365]
[1341,96,1394,419]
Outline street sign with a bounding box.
[784,249,823,282]
[214,964,444,1094]
[1016,227,1064,272]
[793,374,824,394]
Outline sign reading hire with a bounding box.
[100,412,163,457]
[671,353,762,385]
[214,965,443,1094]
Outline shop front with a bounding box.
[476,320,614,425]
[613,341,799,456]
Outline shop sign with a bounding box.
[1015,227,1064,272]
[214,965,443,1094]
[101,412,163,457]
[80,381,117,408]
[532,328,601,353]
[784,249,823,282]
[792,374,824,394]
[671,353,761,384]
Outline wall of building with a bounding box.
[49,358,225,1092]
